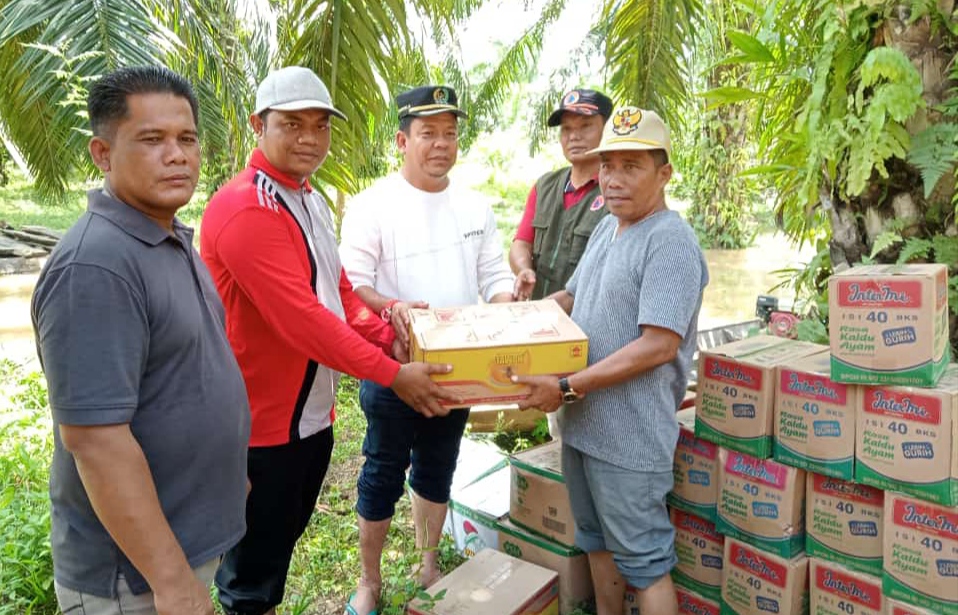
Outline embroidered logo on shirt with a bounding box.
[590,195,605,211]
[463,229,484,239]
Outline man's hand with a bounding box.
[391,300,428,346]
[153,576,215,615]
[392,362,461,417]
[391,337,410,363]
[512,374,563,413]
[513,269,536,301]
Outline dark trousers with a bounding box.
[215,427,334,615]
[356,380,470,521]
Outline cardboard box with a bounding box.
[882,492,958,615]
[623,585,720,615]
[855,364,958,506]
[671,508,725,602]
[671,409,721,523]
[407,548,559,615]
[806,473,884,575]
[510,441,575,547]
[445,466,511,557]
[809,558,883,615]
[498,519,592,614]
[774,351,858,479]
[696,336,827,458]
[884,598,942,615]
[409,300,588,407]
[717,448,806,558]
[448,437,508,494]
[828,264,950,387]
[721,538,808,615]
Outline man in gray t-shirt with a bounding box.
[32,67,250,615]
[516,107,708,615]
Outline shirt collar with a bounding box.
[87,189,192,247]
[564,170,599,193]
[249,148,313,192]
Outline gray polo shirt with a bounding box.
[562,210,708,472]
[32,190,251,597]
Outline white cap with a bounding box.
[254,66,346,120]
[588,106,670,159]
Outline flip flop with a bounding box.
[343,591,379,615]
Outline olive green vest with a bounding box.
[530,168,607,299]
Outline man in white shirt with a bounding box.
[339,85,531,615]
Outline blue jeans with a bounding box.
[356,380,470,521]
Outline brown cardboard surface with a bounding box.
[498,518,592,614]
[885,597,943,615]
[805,473,884,575]
[809,558,883,615]
[828,264,950,386]
[774,351,858,479]
[406,548,559,615]
[881,492,958,615]
[721,538,808,615]
[855,364,958,505]
[671,409,720,522]
[696,336,827,458]
[409,300,588,407]
[510,441,575,547]
[717,448,806,558]
[623,585,720,615]
[671,508,724,602]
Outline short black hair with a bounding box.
[87,66,199,138]
[651,149,669,167]
[399,115,413,134]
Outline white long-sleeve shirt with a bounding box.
[340,173,514,307]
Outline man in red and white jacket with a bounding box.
[200,66,456,615]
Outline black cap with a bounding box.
[397,85,468,121]
[546,88,614,127]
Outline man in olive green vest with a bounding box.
[510,88,613,301]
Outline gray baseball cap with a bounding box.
[253,66,347,120]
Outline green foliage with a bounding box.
[908,122,958,198]
[868,230,903,259]
[0,360,56,615]
[896,237,933,264]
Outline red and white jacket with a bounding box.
[201,149,399,447]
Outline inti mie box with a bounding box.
[671,409,721,523]
[805,473,884,576]
[408,300,587,407]
[828,263,950,386]
[695,336,826,459]
[720,538,808,615]
[809,558,883,615]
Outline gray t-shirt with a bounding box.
[32,190,251,596]
[561,210,708,472]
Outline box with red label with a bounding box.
[806,473,884,575]
[671,508,724,602]
[623,584,720,615]
[829,264,950,387]
[809,558,883,615]
[407,548,559,615]
[885,597,943,615]
[855,364,958,506]
[774,351,858,479]
[717,448,806,558]
[882,492,958,615]
[408,300,588,407]
[696,336,826,458]
[720,538,808,615]
[671,409,720,523]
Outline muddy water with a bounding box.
[0,233,816,364]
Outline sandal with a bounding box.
[343,590,379,615]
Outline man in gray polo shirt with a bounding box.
[515,107,708,615]
[32,66,250,615]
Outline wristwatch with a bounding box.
[558,377,581,404]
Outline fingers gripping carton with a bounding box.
[774,352,858,479]
[882,492,958,615]
[671,508,725,602]
[696,336,827,459]
[718,449,806,558]
[809,559,883,615]
[671,409,721,523]
[855,364,958,506]
[828,264,950,387]
[720,538,808,615]
[805,473,884,575]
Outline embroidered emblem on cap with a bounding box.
[612,108,643,135]
[563,90,581,106]
[589,195,605,211]
[433,88,449,104]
